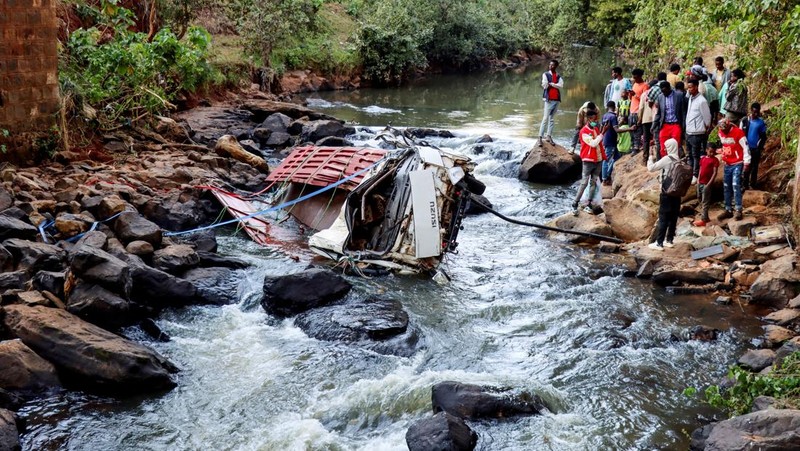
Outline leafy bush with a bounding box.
[684,351,800,416]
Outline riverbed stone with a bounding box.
[518,142,580,184]
[152,244,200,274]
[113,211,163,246]
[180,267,240,305]
[545,212,615,244]
[125,254,200,308]
[603,199,658,242]
[300,120,355,144]
[67,281,133,330]
[261,268,351,317]
[0,271,26,291]
[0,188,12,211]
[32,271,65,299]
[431,381,545,420]
[764,309,800,327]
[2,305,177,395]
[260,112,292,134]
[0,409,20,451]
[727,217,758,237]
[74,230,108,250]
[0,339,61,393]
[0,244,11,272]
[749,255,800,309]
[764,325,796,347]
[2,238,66,274]
[652,267,726,287]
[704,409,800,450]
[738,349,776,371]
[126,240,154,256]
[69,244,131,297]
[406,412,477,451]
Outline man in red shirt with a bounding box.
[693,145,720,226]
[717,118,751,220]
[572,110,606,216]
[538,59,563,146]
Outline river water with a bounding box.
[19,57,768,450]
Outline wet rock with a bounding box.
[0,187,12,211]
[261,268,352,317]
[74,230,107,250]
[113,211,163,247]
[177,231,217,253]
[315,136,353,147]
[2,305,177,395]
[31,271,65,299]
[0,215,37,241]
[0,408,20,451]
[727,217,758,237]
[690,423,716,451]
[260,112,292,134]
[636,260,656,279]
[140,318,170,342]
[603,199,658,242]
[2,239,65,274]
[196,251,249,269]
[764,309,800,327]
[764,325,795,347]
[690,325,719,341]
[180,267,240,305]
[518,142,581,184]
[545,212,615,244]
[431,381,545,420]
[294,297,418,356]
[406,128,455,139]
[125,254,200,308]
[738,349,776,371]
[749,255,800,308]
[704,409,800,450]
[476,134,493,143]
[0,339,61,392]
[300,120,355,144]
[406,412,477,451]
[652,267,725,286]
[598,241,620,253]
[288,117,310,135]
[67,282,133,330]
[152,244,200,274]
[464,194,492,215]
[0,245,11,272]
[215,135,270,174]
[774,341,800,369]
[126,240,154,256]
[0,271,26,291]
[69,245,131,297]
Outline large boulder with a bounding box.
[299,120,355,144]
[261,268,351,317]
[737,349,776,372]
[180,267,240,305]
[125,254,201,307]
[0,215,37,241]
[2,238,66,274]
[704,409,800,450]
[431,381,545,420]
[0,271,26,291]
[113,211,163,247]
[406,412,477,451]
[652,267,726,287]
[260,113,292,134]
[0,409,20,451]
[69,244,131,297]
[67,282,133,330]
[152,244,200,274]
[32,270,66,299]
[0,339,61,392]
[294,297,419,357]
[2,305,177,395]
[602,198,658,242]
[750,255,800,309]
[518,142,580,184]
[545,212,615,244]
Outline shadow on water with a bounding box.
[18,50,768,450]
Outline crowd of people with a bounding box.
[537,57,768,251]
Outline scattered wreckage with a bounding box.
[210,129,485,274]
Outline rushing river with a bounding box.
[19,56,768,450]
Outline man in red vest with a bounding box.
[572,110,606,216]
[717,118,751,220]
[538,59,563,147]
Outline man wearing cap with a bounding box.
[717,118,751,220]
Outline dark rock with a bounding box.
[738,349,777,371]
[239,139,261,155]
[750,255,800,309]
[2,238,66,274]
[177,231,217,253]
[690,423,716,451]
[751,396,777,412]
[406,128,455,139]
[0,216,37,241]
[125,240,154,256]
[0,245,11,272]
[652,267,726,286]
[0,408,20,451]
[294,297,418,356]
[152,244,200,274]
[265,131,292,148]
[518,142,581,184]
[475,134,493,143]
[288,117,310,135]
[0,207,27,221]
[465,194,492,216]
[774,340,800,369]
[689,325,720,341]
[705,409,800,450]
[67,282,133,330]
[315,136,353,147]
[180,267,239,305]
[252,127,272,145]
[261,112,292,134]
[406,412,477,451]
[0,338,61,392]
[715,296,733,305]
[74,230,108,250]
[0,389,24,411]
[300,120,355,144]
[113,211,162,246]
[0,271,26,291]
[125,254,200,308]
[261,268,351,317]
[0,188,12,211]
[69,245,131,297]
[431,381,545,420]
[32,271,65,299]
[80,195,104,214]
[140,318,170,342]
[196,251,249,269]
[2,305,177,395]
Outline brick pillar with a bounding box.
[0,0,60,162]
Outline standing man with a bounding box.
[538,59,563,147]
[653,81,688,157]
[685,79,712,184]
[702,74,719,121]
[667,63,682,87]
[647,138,682,251]
[717,118,751,220]
[604,67,630,107]
[572,110,606,216]
[571,101,597,153]
[638,79,659,165]
[724,69,748,124]
[712,56,730,91]
[629,68,648,153]
[740,102,767,189]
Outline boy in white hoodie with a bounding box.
[647,138,681,250]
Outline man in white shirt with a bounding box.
[538,59,563,146]
[685,79,712,184]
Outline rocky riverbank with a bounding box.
[520,141,800,448]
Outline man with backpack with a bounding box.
[717,118,751,220]
[647,138,692,251]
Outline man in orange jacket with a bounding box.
[572,110,606,216]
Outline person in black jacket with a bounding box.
[652,81,688,158]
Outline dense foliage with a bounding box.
[684,352,800,416]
